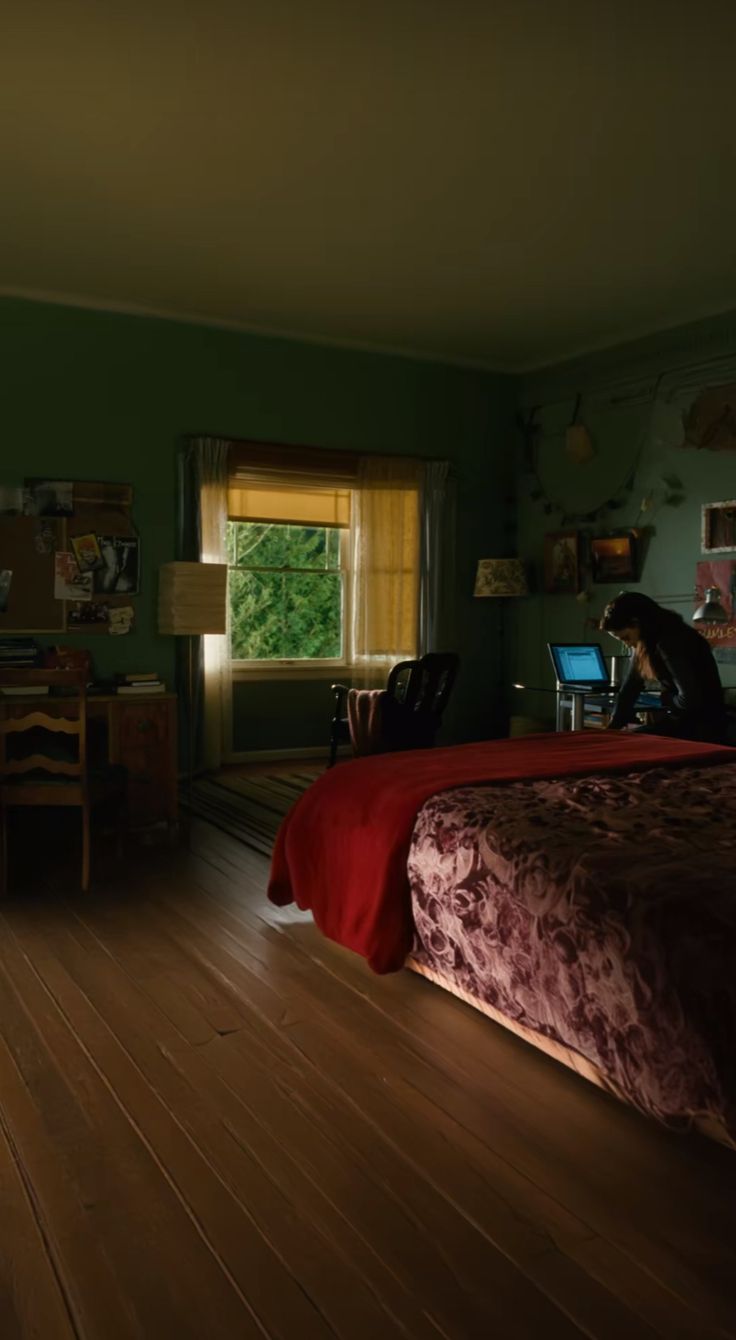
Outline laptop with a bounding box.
[548,642,662,709]
[548,642,611,690]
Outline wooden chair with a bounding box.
[0,669,127,893]
[328,652,460,766]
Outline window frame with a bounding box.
[228,514,352,679]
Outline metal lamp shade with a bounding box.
[692,586,728,624]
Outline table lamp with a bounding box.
[158,561,228,796]
[473,559,528,730]
[473,558,529,599]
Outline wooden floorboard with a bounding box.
[0,822,734,1339]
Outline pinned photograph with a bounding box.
[23,479,74,517]
[54,552,93,601]
[0,569,11,613]
[68,601,110,627]
[71,532,103,572]
[108,605,135,636]
[94,536,140,594]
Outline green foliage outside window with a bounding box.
[228,521,344,660]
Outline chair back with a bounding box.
[0,669,87,783]
[386,652,459,718]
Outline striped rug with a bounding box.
[184,767,323,855]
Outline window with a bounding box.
[227,456,424,676]
[227,482,352,668]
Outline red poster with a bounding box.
[695,560,736,649]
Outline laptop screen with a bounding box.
[548,642,609,685]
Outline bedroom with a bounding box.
[1,3,736,1338]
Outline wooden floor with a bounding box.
[1,819,735,1340]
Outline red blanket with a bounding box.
[268,732,734,973]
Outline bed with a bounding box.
[268,732,736,1145]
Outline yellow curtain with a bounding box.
[349,457,421,682]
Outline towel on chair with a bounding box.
[347,688,436,756]
[347,688,389,755]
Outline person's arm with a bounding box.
[608,660,643,729]
[656,642,707,714]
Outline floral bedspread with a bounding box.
[408,765,736,1137]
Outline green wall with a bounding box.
[511,310,736,726]
[1,296,514,751]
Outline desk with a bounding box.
[556,687,662,732]
[0,692,178,830]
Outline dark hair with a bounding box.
[599,592,685,678]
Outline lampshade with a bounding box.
[474,558,529,598]
[692,585,728,624]
[158,562,228,635]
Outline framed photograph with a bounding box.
[702,501,736,553]
[543,531,579,594]
[590,530,639,583]
[93,535,140,594]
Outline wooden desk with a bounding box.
[0,692,178,831]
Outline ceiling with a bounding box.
[2,0,736,371]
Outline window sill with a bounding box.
[231,663,352,683]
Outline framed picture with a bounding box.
[590,530,639,583]
[543,531,579,594]
[702,501,736,553]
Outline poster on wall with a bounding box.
[695,559,736,650]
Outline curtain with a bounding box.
[178,437,231,771]
[348,456,422,685]
[419,460,453,655]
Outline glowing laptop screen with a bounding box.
[548,643,608,686]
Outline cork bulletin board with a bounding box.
[0,517,66,632]
[0,480,138,635]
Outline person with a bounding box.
[599,591,727,744]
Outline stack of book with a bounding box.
[115,672,166,695]
[0,637,46,695]
[583,696,611,730]
[0,637,40,668]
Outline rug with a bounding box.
[184,766,323,855]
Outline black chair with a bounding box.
[328,652,460,767]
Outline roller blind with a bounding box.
[227,482,351,528]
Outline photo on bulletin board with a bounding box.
[0,569,11,613]
[67,601,110,628]
[93,536,140,594]
[71,532,104,572]
[22,479,74,517]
